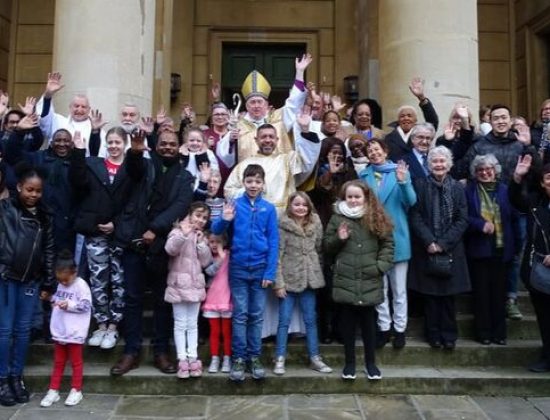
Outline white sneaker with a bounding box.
[310,355,333,373]
[64,388,83,406]
[88,329,106,347]
[221,355,232,373]
[208,356,220,373]
[40,389,60,407]
[100,329,118,349]
[273,356,285,375]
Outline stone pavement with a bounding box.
[1,394,550,419]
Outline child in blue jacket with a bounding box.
[211,164,278,382]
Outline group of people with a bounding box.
[0,52,549,407]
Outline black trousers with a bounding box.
[470,257,508,341]
[424,295,457,343]
[339,304,376,367]
[530,288,550,361]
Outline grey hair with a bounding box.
[397,105,417,119]
[427,145,454,171]
[409,122,436,141]
[70,94,90,107]
[469,153,502,179]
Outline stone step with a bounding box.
[27,339,544,368]
[21,364,550,396]
[455,291,534,316]
[129,313,541,340]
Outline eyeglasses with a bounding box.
[475,167,495,173]
[212,113,228,117]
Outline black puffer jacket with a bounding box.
[0,197,55,292]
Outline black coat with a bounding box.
[69,149,134,236]
[401,151,428,181]
[113,150,194,249]
[509,178,550,289]
[408,176,471,296]
[0,197,55,292]
[385,99,439,162]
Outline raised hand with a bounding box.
[180,103,195,124]
[0,90,9,117]
[337,221,350,240]
[90,109,108,132]
[73,131,85,149]
[44,72,64,98]
[198,162,212,183]
[409,77,426,101]
[17,97,37,116]
[139,116,154,134]
[210,82,221,102]
[328,153,344,174]
[443,122,458,140]
[515,122,531,145]
[179,143,189,156]
[455,104,469,120]
[130,129,149,152]
[222,200,236,222]
[513,154,532,180]
[331,95,346,113]
[321,91,331,112]
[17,114,39,130]
[295,53,313,72]
[179,218,193,235]
[156,106,167,126]
[297,106,312,132]
[396,160,409,182]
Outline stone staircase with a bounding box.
[23,291,550,396]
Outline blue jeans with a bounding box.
[0,280,39,377]
[230,265,267,360]
[275,289,320,358]
[507,214,527,299]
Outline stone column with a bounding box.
[378,0,479,129]
[51,0,156,121]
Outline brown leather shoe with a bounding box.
[110,354,139,376]
[154,353,177,374]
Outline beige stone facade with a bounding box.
[2,0,550,125]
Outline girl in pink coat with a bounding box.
[164,202,213,379]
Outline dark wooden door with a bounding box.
[221,43,306,109]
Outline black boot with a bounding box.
[9,376,29,403]
[375,330,391,349]
[0,378,16,406]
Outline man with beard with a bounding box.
[109,130,194,376]
[224,117,320,216]
[36,72,96,156]
[384,77,439,162]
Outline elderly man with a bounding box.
[97,103,144,158]
[223,116,320,215]
[401,123,436,180]
[384,77,439,162]
[219,54,313,163]
[36,72,96,155]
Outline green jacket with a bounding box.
[323,213,394,306]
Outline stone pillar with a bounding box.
[378,0,479,129]
[51,0,156,121]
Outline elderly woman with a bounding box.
[401,123,436,180]
[408,146,470,349]
[465,154,518,345]
[349,100,385,141]
[509,156,550,372]
[360,138,417,349]
[436,104,480,177]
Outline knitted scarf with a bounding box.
[477,182,504,249]
[336,200,365,219]
[428,175,454,238]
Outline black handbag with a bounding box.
[425,252,453,278]
[529,209,550,294]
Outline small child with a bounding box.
[273,192,332,375]
[194,168,224,221]
[40,250,92,408]
[202,232,232,373]
[323,180,394,381]
[211,164,278,382]
[180,128,219,181]
[164,202,213,379]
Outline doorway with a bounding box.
[221,42,306,109]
